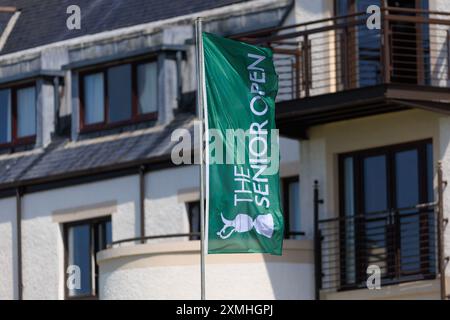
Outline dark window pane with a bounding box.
[66,217,112,299]
[363,155,388,274]
[83,73,104,125]
[396,149,419,208]
[427,143,434,202]
[0,89,11,143]
[426,143,436,273]
[67,224,92,297]
[395,149,420,273]
[363,155,387,212]
[335,0,349,16]
[340,141,435,285]
[95,220,112,252]
[105,220,112,245]
[356,0,382,87]
[343,156,356,284]
[17,86,36,138]
[108,64,132,122]
[187,202,200,240]
[137,62,157,114]
[288,180,301,238]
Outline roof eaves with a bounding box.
[0,69,65,86]
[62,44,188,70]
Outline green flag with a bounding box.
[203,32,284,255]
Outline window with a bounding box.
[137,62,158,114]
[83,73,104,125]
[335,0,430,86]
[108,64,132,122]
[64,217,112,299]
[17,86,36,138]
[186,201,201,240]
[282,176,302,239]
[339,140,435,287]
[0,89,11,144]
[80,59,158,131]
[0,84,36,147]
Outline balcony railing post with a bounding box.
[302,35,311,97]
[416,19,425,86]
[313,180,323,300]
[342,27,350,90]
[437,161,448,300]
[382,6,391,84]
[295,48,301,99]
[291,58,295,100]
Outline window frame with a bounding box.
[63,216,112,300]
[282,176,302,239]
[0,81,37,149]
[78,56,158,133]
[186,201,201,241]
[338,139,435,288]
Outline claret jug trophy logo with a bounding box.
[216,213,274,239]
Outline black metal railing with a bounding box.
[285,231,306,239]
[318,204,438,292]
[109,231,306,248]
[108,232,201,248]
[236,7,450,102]
[313,163,448,299]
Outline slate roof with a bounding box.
[0,11,12,32]
[0,113,195,189]
[0,0,285,191]
[0,0,247,55]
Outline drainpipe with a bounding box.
[313,180,323,300]
[175,50,183,108]
[15,187,23,300]
[53,77,60,134]
[437,161,448,300]
[139,166,146,244]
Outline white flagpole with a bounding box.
[195,17,206,301]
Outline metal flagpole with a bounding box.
[195,17,206,301]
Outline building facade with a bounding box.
[0,0,449,300]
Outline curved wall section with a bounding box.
[98,240,314,300]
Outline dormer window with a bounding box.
[79,59,158,131]
[0,84,36,147]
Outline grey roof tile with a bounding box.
[0,0,247,55]
[0,114,195,187]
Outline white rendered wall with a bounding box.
[19,175,139,299]
[98,240,314,300]
[438,116,450,289]
[280,137,301,164]
[299,109,443,298]
[145,166,199,241]
[428,0,450,87]
[0,197,16,300]
[0,136,299,300]
[294,0,332,24]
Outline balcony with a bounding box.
[318,205,438,292]
[312,161,447,299]
[236,7,450,138]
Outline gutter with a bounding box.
[0,69,65,87]
[0,154,176,198]
[15,187,23,300]
[139,165,146,243]
[61,45,188,71]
